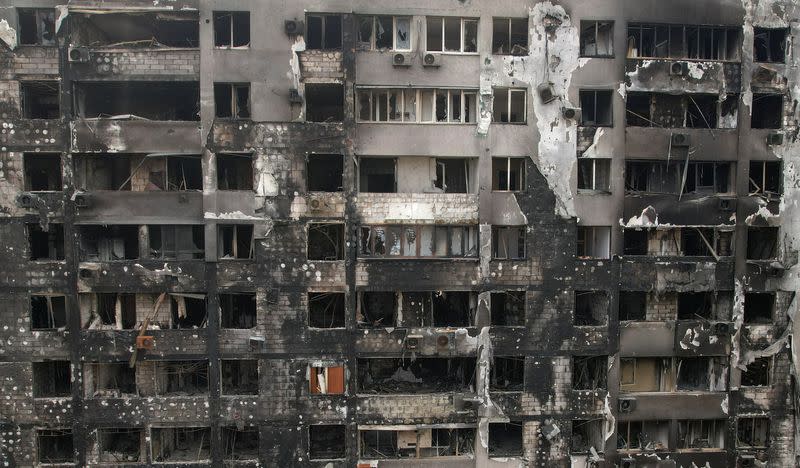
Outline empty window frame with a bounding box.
[214,83,250,119]
[627,93,738,129]
[169,294,207,329]
[87,293,136,329]
[73,154,132,191]
[625,161,731,195]
[434,158,473,193]
[24,153,62,191]
[488,422,523,457]
[309,364,345,395]
[18,8,55,45]
[580,21,613,57]
[360,225,479,258]
[492,88,526,123]
[360,428,475,458]
[97,428,142,463]
[220,359,259,395]
[358,157,396,192]
[626,24,740,60]
[31,295,67,330]
[357,291,397,328]
[681,228,733,257]
[307,154,344,192]
[751,93,783,129]
[84,362,136,396]
[213,11,249,48]
[218,224,254,260]
[309,425,346,460]
[619,291,646,321]
[74,81,200,121]
[620,357,669,392]
[360,430,398,458]
[490,357,524,391]
[747,227,778,260]
[754,28,788,63]
[574,291,609,326]
[306,14,342,50]
[737,417,770,448]
[677,420,725,450]
[151,427,211,462]
[684,162,732,194]
[426,17,478,53]
[492,18,528,55]
[749,161,782,197]
[217,153,253,190]
[357,16,411,51]
[431,291,476,327]
[309,292,345,328]
[571,419,604,454]
[33,361,71,397]
[677,292,714,319]
[577,158,611,191]
[156,361,209,395]
[742,357,772,386]
[576,226,611,259]
[617,421,669,451]
[358,357,476,393]
[219,293,256,329]
[573,356,608,390]
[357,88,478,123]
[623,229,648,256]
[148,225,204,260]
[492,157,525,191]
[79,225,139,261]
[580,90,613,126]
[491,291,525,326]
[305,83,344,122]
[21,81,59,119]
[676,357,724,391]
[744,292,774,324]
[28,223,65,260]
[37,429,73,464]
[162,155,202,191]
[222,426,259,461]
[491,226,526,260]
[308,223,345,260]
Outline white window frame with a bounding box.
[357,88,478,124]
[577,158,611,192]
[492,88,527,124]
[426,17,479,54]
[359,16,412,51]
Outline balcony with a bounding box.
[625,127,738,160]
[625,59,741,94]
[71,119,201,153]
[74,191,203,224]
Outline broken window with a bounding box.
[28,223,64,261]
[625,161,680,193]
[70,12,199,48]
[434,158,472,193]
[576,226,610,259]
[580,90,613,126]
[492,88,526,123]
[737,417,770,448]
[577,158,611,192]
[305,83,344,123]
[680,228,723,257]
[749,161,782,197]
[213,11,249,48]
[754,28,788,63]
[170,294,207,329]
[358,291,396,328]
[358,358,475,393]
[360,430,398,458]
[97,428,142,463]
[426,17,478,53]
[21,81,59,119]
[357,16,411,51]
[214,83,250,119]
[492,226,526,260]
[432,291,476,326]
[747,227,778,260]
[685,162,732,194]
[309,292,345,328]
[309,425,346,460]
[33,361,71,397]
[360,225,478,258]
[158,155,202,191]
[148,225,205,260]
[221,359,259,395]
[580,21,613,57]
[156,361,209,395]
[492,157,526,191]
[218,224,254,260]
[623,229,648,256]
[216,153,253,191]
[79,225,139,261]
[308,223,345,260]
[742,356,771,387]
[676,357,715,391]
[619,291,646,321]
[18,8,55,46]
[686,94,718,128]
[151,427,211,462]
[677,420,725,450]
[488,422,523,457]
[222,426,259,461]
[307,154,343,192]
[85,293,136,330]
[357,88,477,123]
[491,357,524,391]
[744,292,774,324]
[620,357,667,392]
[677,292,714,319]
[31,295,66,330]
[751,94,783,129]
[573,356,608,390]
[37,429,73,464]
[74,154,132,191]
[617,421,669,451]
[491,291,525,326]
[306,14,342,50]
[360,428,475,458]
[220,293,256,329]
[74,81,200,121]
[575,291,609,326]
[492,18,528,55]
[309,364,346,395]
[627,24,740,60]
[571,419,604,455]
[626,92,737,128]
[84,362,136,397]
[359,158,396,192]
[24,153,61,191]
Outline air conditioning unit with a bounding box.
[618,398,636,413]
[284,20,304,36]
[436,332,454,349]
[136,336,155,350]
[68,46,90,63]
[669,61,688,76]
[16,193,33,208]
[562,107,581,120]
[73,193,91,208]
[392,53,413,67]
[537,82,557,103]
[405,334,422,350]
[308,195,329,211]
[767,132,783,146]
[289,88,303,104]
[718,198,737,211]
[422,53,441,67]
[713,322,731,335]
[671,133,690,147]
[249,335,265,350]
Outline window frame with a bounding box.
[357,15,412,51]
[626,23,740,61]
[580,89,613,127]
[356,88,478,124]
[576,226,611,259]
[214,82,251,120]
[359,224,479,259]
[425,16,479,54]
[491,226,527,260]
[212,11,250,49]
[306,13,343,50]
[492,88,527,124]
[18,8,55,46]
[309,364,346,395]
[492,17,528,56]
[577,158,611,192]
[492,157,526,192]
[579,20,614,58]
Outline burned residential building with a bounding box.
[0,0,799,466]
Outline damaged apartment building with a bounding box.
[1,0,800,466]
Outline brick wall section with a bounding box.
[647,292,677,321]
[0,47,60,79]
[299,50,343,81]
[355,193,480,224]
[76,49,200,78]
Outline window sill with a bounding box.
[580,54,615,59]
[424,51,479,56]
[359,257,479,261]
[577,189,612,195]
[214,46,250,50]
[491,122,528,125]
[356,121,478,125]
[627,56,741,63]
[490,258,527,261]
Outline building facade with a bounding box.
[0,0,798,466]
